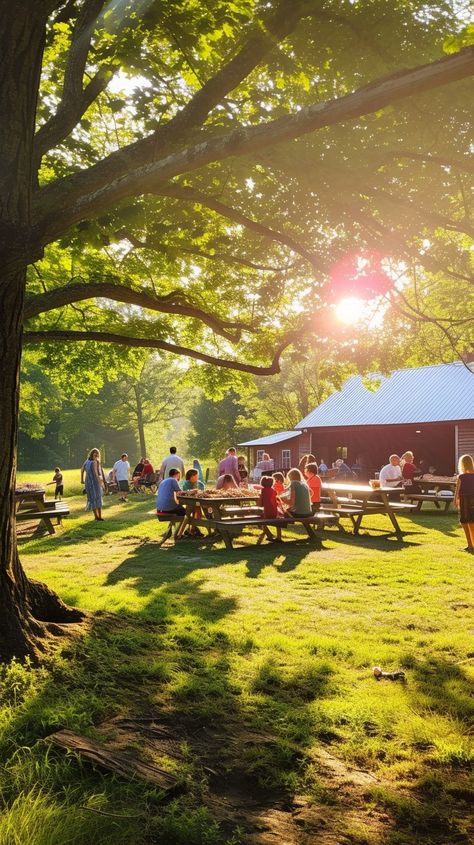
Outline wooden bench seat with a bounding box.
[405,494,453,512]
[16,505,70,535]
[210,512,339,548]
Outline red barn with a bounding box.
[295,362,474,477]
[238,430,308,474]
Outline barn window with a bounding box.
[281,449,291,469]
[336,446,348,459]
[256,450,265,463]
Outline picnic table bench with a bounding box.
[321,482,412,538]
[209,511,339,549]
[16,499,70,535]
[405,493,453,512]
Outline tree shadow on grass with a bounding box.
[319,527,421,551]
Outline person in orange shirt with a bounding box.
[304,462,322,512]
[272,472,285,495]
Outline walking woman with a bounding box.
[84,448,106,521]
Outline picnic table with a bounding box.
[15,486,69,534]
[156,491,338,549]
[404,475,456,512]
[321,481,413,538]
[15,486,46,512]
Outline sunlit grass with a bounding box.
[2,469,473,843]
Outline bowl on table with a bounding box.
[369,479,381,489]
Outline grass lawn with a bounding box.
[2,470,473,844]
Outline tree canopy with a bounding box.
[21,0,474,378]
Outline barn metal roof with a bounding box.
[238,431,302,447]
[296,362,474,429]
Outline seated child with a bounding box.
[272,472,285,495]
[181,468,205,491]
[304,462,321,512]
[259,476,282,541]
[215,473,237,491]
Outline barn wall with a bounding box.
[308,422,456,476]
[456,422,474,466]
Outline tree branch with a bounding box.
[120,229,292,272]
[383,149,474,174]
[23,280,250,340]
[33,46,474,244]
[23,329,292,375]
[35,0,108,162]
[155,184,318,267]
[33,0,305,221]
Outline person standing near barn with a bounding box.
[454,454,474,553]
[218,447,240,485]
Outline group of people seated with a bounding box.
[379,451,424,490]
[156,446,324,527]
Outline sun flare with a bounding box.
[335,297,368,324]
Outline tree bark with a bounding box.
[134,385,147,459]
[0,2,82,663]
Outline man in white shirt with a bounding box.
[379,455,403,488]
[160,446,185,479]
[113,453,130,501]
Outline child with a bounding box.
[181,468,205,491]
[279,468,312,517]
[47,467,64,499]
[272,472,285,495]
[454,454,474,552]
[215,473,237,491]
[304,462,321,512]
[259,476,282,541]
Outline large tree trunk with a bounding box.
[0,2,83,662]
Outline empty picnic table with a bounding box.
[321,481,412,538]
[404,475,456,512]
[15,486,69,534]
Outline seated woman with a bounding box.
[132,458,145,490]
[182,468,205,491]
[216,473,238,491]
[279,468,312,517]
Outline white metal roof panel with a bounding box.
[238,430,302,447]
[296,362,474,429]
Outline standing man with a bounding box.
[379,454,403,488]
[113,453,131,502]
[218,447,241,485]
[160,446,185,480]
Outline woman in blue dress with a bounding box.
[84,448,106,521]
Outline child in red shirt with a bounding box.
[304,462,321,511]
[272,472,285,495]
[259,476,282,541]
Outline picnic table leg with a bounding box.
[157,522,173,546]
[34,516,55,535]
[444,500,452,513]
[352,514,363,535]
[302,522,322,547]
[219,529,234,550]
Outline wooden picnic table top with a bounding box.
[416,475,457,489]
[321,482,395,495]
[177,491,260,505]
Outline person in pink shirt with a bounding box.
[218,447,240,485]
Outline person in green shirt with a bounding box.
[181,468,205,491]
[279,468,312,517]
